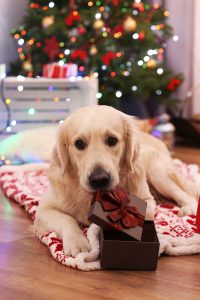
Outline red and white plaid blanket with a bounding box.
[0,160,200,271]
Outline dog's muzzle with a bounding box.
[88,167,111,191]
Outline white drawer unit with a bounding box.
[0,76,98,137]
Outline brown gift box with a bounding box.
[100,221,159,270]
[88,188,147,241]
[88,188,160,270]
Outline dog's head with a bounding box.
[55,105,140,193]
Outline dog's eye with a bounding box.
[75,139,86,150]
[106,136,118,147]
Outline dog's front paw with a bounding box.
[62,233,91,257]
[178,202,198,217]
[145,199,156,220]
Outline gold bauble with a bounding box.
[147,59,157,69]
[123,16,137,32]
[22,61,33,72]
[90,45,98,55]
[42,15,55,29]
[93,19,104,29]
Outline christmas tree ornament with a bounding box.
[65,10,81,26]
[93,19,104,29]
[90,45,98,55]
[113,25,124,38]
[133,2,145,12]
[42,15,55,29]
[78,26,86,35]
[138,31,145,40]
[10,0,183,111]
[43,36,60,60]
[102,51,116,65]
[71,49,87,60]
[147,59,157,68]
[167,78,181,91]
[22,61,33,72]
[123,16,137,32]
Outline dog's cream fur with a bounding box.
[34,105,199,256]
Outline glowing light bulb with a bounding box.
[49,2,55,8]
[18,39,24,45]
[95,13,101,19]
[6,127,11,132]
[94,72,99,77]
[58,60,64,66]
[64,49,70,55]
[18,85,24,92]
[11,120,17,126]
[133,10,138,15]
[132,86,138,91]
[66,98,71,102]
[132,33,139,39]
[173,35,179,42]
[101,65,107,70]
[138,60,143,66]
[5,98,11,104]
[116,91,122,98]
[96,92,102,99]
[144,56,150,62]
[156,90,162,95]
[54,96,59,102]
[28,108,35,115]
[157,68,164,75]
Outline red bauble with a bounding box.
[43,36,59,60]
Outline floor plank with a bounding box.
[0,147,200,300]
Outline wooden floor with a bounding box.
[0,146,200,300]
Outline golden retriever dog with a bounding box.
[34,105,199,257]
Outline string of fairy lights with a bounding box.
[0,0,181,165]
[12,1,179,84]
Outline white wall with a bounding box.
[0,0,27,72]
[166,0,194,116]
[192,0,200,115]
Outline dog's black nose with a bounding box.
[88,167,111,190]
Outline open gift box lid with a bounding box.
[88,187,147,241]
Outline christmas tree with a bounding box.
[10,0,183,112]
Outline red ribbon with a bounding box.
[95,188,144,230]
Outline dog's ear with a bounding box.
[52,124,72,175]
[123,116,140,173]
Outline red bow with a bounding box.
[65,10,80,26]
[95,188,144,230]
[167,78,181,91]
[71,49,87,60]
[101,51,117,65]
